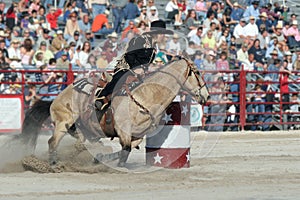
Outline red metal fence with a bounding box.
[1,66,300,131]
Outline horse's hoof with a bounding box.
[117,162,125,167]
[94,153,103,163]
[49,160,57,166]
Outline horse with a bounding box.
[20,57,209,167]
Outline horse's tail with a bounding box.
[19,100,53,148]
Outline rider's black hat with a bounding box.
[147,20,173,35]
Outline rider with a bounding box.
[94,20,173,111]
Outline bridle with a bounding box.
[181,57,208,103]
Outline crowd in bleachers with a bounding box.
[0,0,300,130]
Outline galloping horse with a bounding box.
[20,57,209,167]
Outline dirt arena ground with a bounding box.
[0,131,300,200]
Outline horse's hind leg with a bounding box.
[117,130,132,167]
[48,122,66,165]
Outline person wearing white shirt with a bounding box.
[244,16,259,40]
[165,0,182,25]
[189,26,203,47]
[166,33,181,56]
[233,18,247,45]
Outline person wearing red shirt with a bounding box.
[280,62,293,112]
[91,10,113,35]
[121,21,139,40]
[46,7,62,30]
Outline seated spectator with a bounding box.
[63,2,73,23]
[284,51,294,71]
[67,30,82,50]
[28,10,41,34]
[272,23,287,45]
[103,32,119,51]
[230,2,244,21]
[193,50,203,70]
[33,41,54,64]
[20,38,35,69]
[286,20,300,49]
[243,0,260,21]
[221,7,238,28]
[184,9,199,34]
[24,84,39,107]
[203,11,221,30]
[8,39,21,61]
[138,6,148,23]
[293,54,300,71]
[189,26,203,48]
[194,0,207,21]
[244,16,259,40]
[56,52,70,69]
[217,29,230,48]
[233,18,247,46]
[202,30,217,50]
[237,43,249,66]
[166,33,182,56]
[266,58,281,82]
[78,13,91,36]
[64,12,80,40]
[165,0,182,26]
[96,52,108,69]
[37,6,49,30]
[91,10,113,36]
[202,50,217,71]
[248,39,264,64]
[257,29,270,51]
[50,30,67,54]
[36,29,51,49]
[282,21,290,37]
[21,12,30,30]
[137,20,150,34]
[121,21,140,40]
[82,30,95,49]
[146,6,159,22]
[28,0,40,15]
[55,45,70,60]
[46,7,62,31]
[76,41,92,69]
[103,43,117,63]
[256,12,273,33]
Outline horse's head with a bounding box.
[182,58,209,105]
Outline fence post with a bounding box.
[67,64,74,84]
[239,66,246,131]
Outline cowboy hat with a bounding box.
[259,12,268,18]
[146,20,173,35]
[0,30,8,37]
[270,50,278,55]
[108,32,118,38]
[208,50,216,57]
[292,20,298,25]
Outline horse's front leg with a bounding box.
[48,123,67,165]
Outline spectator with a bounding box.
[138,6,148,23]
[92,10,114,35]
[96,52,109,69]
[50,30,67,54]
[76,41,92,69]
[36,29,51,49]
[8,39,21,61]
[46,7,62,30]
[21,29,35,46]
[165,0,182,26]
[166,33,181,56]
[248,39,264,64]
[33,41,54,64]
[28,0,41,14]
[123,0,140,28]
[89,0,109,18]
[147,6,159,22]
[243,0,259,21]
[67,30,83,51]
[63,2,73,23]
[244,16,259,40]
[256,12,273,33]
[202,30,217,50]
[184,9,199,33]
[121,21,140,40]
[293,54,300,71]
[24,84,39,107]
[20,38,35,69]
[194,0,207,21]
[236,43,248,65]
[284,51,293,71]
[252,84,266,128]
[233,18,247,46]
[230,2,244,21]
[21,12,30,30]
[257,29,270,51]
[272,23,287,45]
[216,51,230,81]
[203,50,217,71]
[137,20,150,34]
[56,52,70,69]
[6,3,18,30]
[78,13,92,36]
[28,10,41,34]
[64,12,80,40]
[203,11,221,30]
[82,30,95,49]
[221,6,237,28]
[37,6,49,30]
[286,20,300,49]
[103,32,119,51]
[104,43,117,63]
[193,50,203,70]
[189,26,203,48]
[111,0,127,33]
